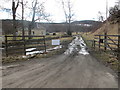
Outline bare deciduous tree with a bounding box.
[109,5,120,22]
[28,0,50,39]
[109,1,120,35]
[61,0,74,36]
[12,0,19,40]
[98,11,104,22]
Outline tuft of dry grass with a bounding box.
[2,56,28,64]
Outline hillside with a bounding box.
[2,19,102,34]
[81,20,119,42]
[92,21,119,35]
[72,20,102,25]
[92,4,120,35]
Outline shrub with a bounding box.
[46,32,49,35]
[53,32,56,35]
[109,5,120,22]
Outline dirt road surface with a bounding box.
[2,36,118,88]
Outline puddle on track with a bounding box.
[64,36,89,55]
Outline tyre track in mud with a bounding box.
[3,54,77,88]
[30,53,78,88]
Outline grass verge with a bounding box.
[81,33,119,73]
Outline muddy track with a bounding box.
[2,36,118,88]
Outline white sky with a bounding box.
[0,0,117,23]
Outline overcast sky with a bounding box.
[0,0,117,23]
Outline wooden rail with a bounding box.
[4,35,46,57]
[93,34,120,60]
[3,35,71,57]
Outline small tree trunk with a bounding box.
[13,21,17,40]
[12,1,16,40]
[22,1,25,40]
[67,20,72,36]
[28,23,32,39]
[28,0,37,39]
[12,1,19,40]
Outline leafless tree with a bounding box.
[115,0,120,34]
[109,5,120,22]
[98,11,104,22]
[27,0,50,39]
[109,1,120,35]
[0,0,20,39]
[12,0,20,40]
[61,0,74,36]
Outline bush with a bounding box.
[67,30,72,36]
[46,32,49,35]
[109,5,120,22]
[53,32,56,35]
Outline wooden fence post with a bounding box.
[43,36,46,53]
[5,36,8,57]
[99,35,101,50]
[23,36,26,55]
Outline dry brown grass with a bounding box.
[81,22,119,73]
[93,22,119,35]
[81,22,119,50]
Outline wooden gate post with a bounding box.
[99,35,101,50]
[104,34,107,51]
[93,40,95,49]
[118,35,120,60]
[93,35,97,50]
